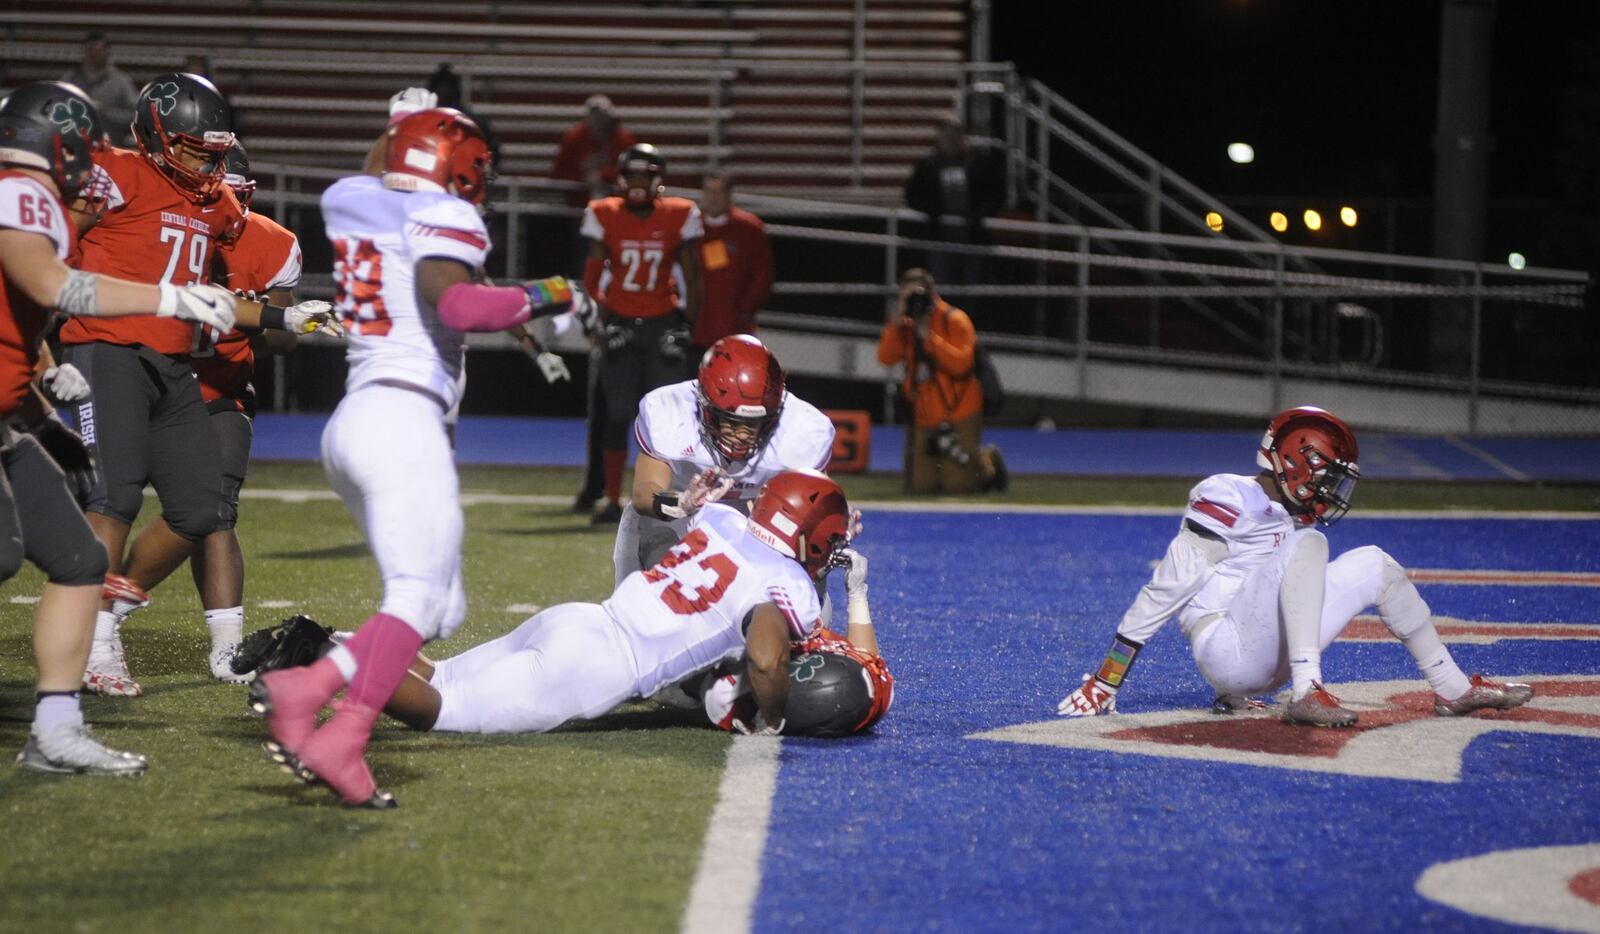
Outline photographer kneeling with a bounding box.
[875,269,1004,494]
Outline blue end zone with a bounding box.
[757,511,1600,931]
[247,413,1600,482]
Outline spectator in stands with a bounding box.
[552,94,637,209]
[875,268,1005,494]
[690,171,773,361]
[903,115,1005,286]
[61,32,138,146]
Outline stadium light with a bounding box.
[1205,211,1225,232]
[1339,206,1358,227]
[1269,211,1288,233]
[1508,252,1527,270]
[1303,209,1323,232]
[1227,142,1255,164]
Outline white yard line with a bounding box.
[680,736,781,934]
[211,488,1600,520]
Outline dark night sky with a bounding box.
[990,0,1599,202]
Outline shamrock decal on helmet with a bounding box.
[788,653,826,683]
[143,81,181,117]
[46,98,93,134]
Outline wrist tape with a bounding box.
[652,490,685,521]
[1094,634,1144,691]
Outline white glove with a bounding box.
[681,467,735,514]
[534,351,570,383]
[843,547,869,595]
[846,508,863,542]
[1057,674,1117,717]
[158,283,237,332]
[42,364,90,403]
[284,300,343,337]
[732,712,785,736]
[389,87,437,121]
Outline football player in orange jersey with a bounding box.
[580,143,704,524]
[0,103,235,772]
[119,141,340,683]
[57,73,250,697]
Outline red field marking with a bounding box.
[1408,569,1600,586]
[1342,617,1600,643]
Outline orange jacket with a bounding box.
[876,297,981,427]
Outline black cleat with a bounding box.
[590,500,623,525]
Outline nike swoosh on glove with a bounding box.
[158,283,237,332]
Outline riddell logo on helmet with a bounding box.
[404,149,439,172]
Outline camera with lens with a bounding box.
[925,421,973,467]
[904,289,933,319]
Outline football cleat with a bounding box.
[250,663,340,753]
[101,573,149,609]
[590,500,624,526]
[82,635,142,697]
[1282,682,1358,727]
[1211,693,1266,715]
[17,724,147,776]
[290,701,396,809]
[1434,674,1534,717]
[209,642,251,684]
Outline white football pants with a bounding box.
[322,384,467,641]
[612,503,689,588]
[430,603,638,733]
[1190,532,1395,696]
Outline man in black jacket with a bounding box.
[903,115,1005,285]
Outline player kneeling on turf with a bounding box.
[1057,406,1533,727]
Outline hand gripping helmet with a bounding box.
[1255,405,1360,526]
[382,107,492,205]
[222,140,255,213]
[0,110,95,202]
[702,633,894,737]
[616,142,665,207]
[697,335,785,462]
[748,469,850,580]
[133,73,235,200]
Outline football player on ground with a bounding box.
[615,333,834,586]
[249,107,594,808]
[580,143,704,524]
[117,140,341,683]
[0,102,237,774]
[363,470,887,738]
[1058,406,1535,727]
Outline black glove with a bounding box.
[231,614,334,676]
[29,416,97,506]
[658,325,692,363]
[604,323,633,354]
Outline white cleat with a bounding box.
[83,636,143,697]
[209,642,253,684]
[17,724,148,776]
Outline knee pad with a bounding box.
[163,499,222,543]
[213,497,239,532]
[1375,548,1431,639]
[41,536,110,587]
[99,483,145,527]
[0,536,24,583]
[1289,528,1329,563]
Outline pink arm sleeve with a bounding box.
[436,282,531,333]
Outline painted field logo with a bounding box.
[970,675,1600,783]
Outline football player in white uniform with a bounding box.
[363,469,855,737]
[249,108,592,808]
[615,334,834,586]
[1058,406,1534,727]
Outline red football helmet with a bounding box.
[748,469,850,579]
[382,108,492,204]
[697,335,785,462]
[1256,406,1360,526]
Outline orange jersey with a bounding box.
[580,196,702,319]
[59,147,244,355]
[194,211,303,409]
[0,171,74,417]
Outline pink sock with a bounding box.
[299,656,349,698]
[344,612,425,710]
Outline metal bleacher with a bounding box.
[1,0,968,199]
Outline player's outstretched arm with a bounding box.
[838,547,879,657]
[743,604,792,734]
[0,228,235,329]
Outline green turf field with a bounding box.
[1,463,1596,933]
